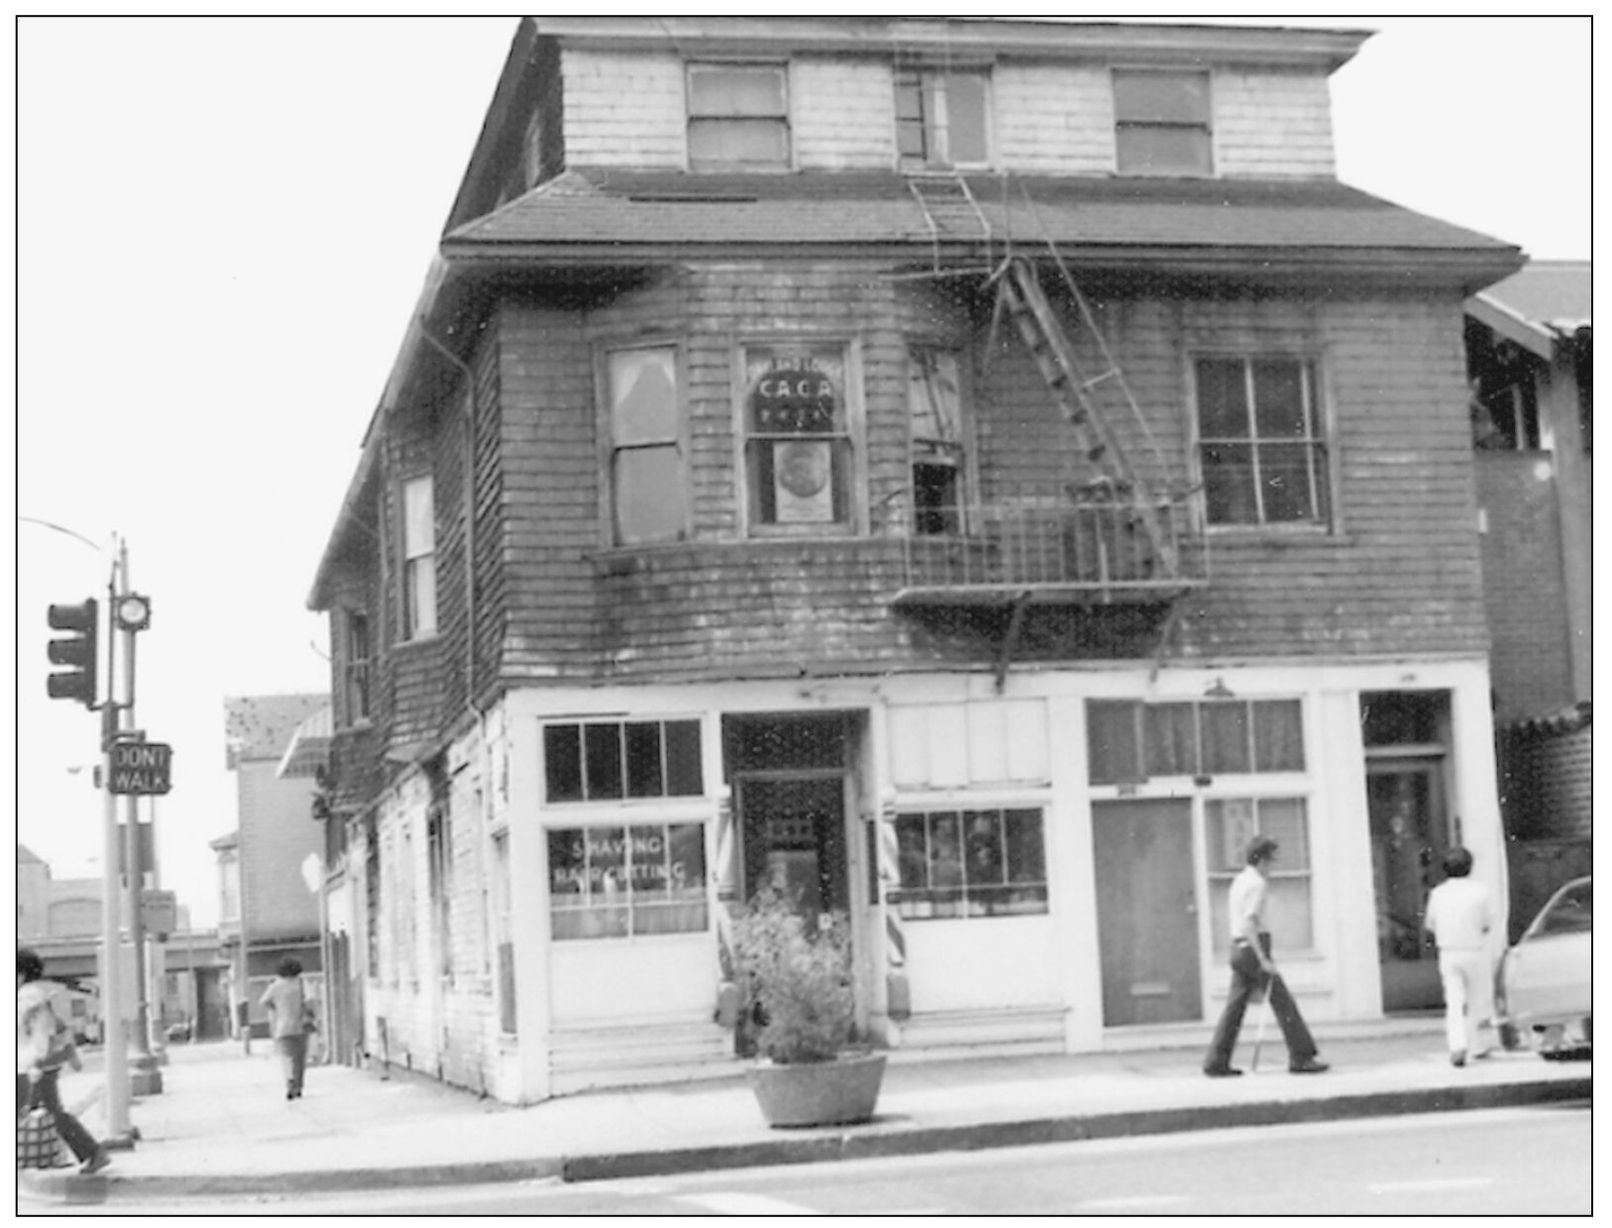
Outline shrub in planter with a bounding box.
[731,884,885,1127]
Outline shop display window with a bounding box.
[548,822,709,940]
[892,807,1047,919]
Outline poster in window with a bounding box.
[773,440,834,523]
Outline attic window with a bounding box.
[1113,69,1212,176]
[687,64,789,170]
[896,68,990,168]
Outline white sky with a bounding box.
[7,15,1594,929]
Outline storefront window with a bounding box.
[892,808,1047,919]
[1205,797,1313,951]
[548,822,709,940]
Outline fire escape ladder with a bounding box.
[907,172,993,276]
[994,254,1181,579]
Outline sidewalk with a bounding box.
[19,1021,1589,1205]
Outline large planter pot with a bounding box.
[746,1051,887,1128]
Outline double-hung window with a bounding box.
[343,610,371,725]
[401,475,437,639]
[1195,356,1330,529]
[606,346,687,545]
[1113,69,1212,176]
[743,343,854,531]
[1205,797,1313,952]
[896,68,990,168]
[687,63,789,170]
[908,348,967,534]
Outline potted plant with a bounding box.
[731,884,887,1128]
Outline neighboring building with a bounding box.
[1463,261,1591,935]
[304,17,1525,1104]
[17,843,103,942]
[218,694,327,1037]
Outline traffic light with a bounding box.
[46,598,98,707]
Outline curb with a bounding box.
[18,1075,1589,1204]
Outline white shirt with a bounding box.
[1425,876,1493,951]
[1228,864,1267,942]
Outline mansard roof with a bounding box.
[444,170,1520,282]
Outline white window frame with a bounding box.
[735,338,866,538]
[686,62,791,171]
[600,343,689,547]
[1112,67,1214,177]
[400,474,437,640]
[1189,352,1335,533]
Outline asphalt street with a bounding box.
[28,1101,1589,1216]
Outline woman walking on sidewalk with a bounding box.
[260,958,312,1100]
[17,949,111,1174]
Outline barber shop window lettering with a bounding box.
[744,345,852,529]
[548,823,709,940]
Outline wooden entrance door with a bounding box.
[1092,798,1201,1026]
[1368,760,1448,1011]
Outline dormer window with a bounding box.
[895,68,990,169]
[1113,69,1212,176]
[687,63,789,170]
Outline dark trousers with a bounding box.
[16,1069,100,1163]
[1204,935,1318,1072]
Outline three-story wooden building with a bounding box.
[305,18,1524,1103]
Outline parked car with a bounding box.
[1496,875,1591,1059]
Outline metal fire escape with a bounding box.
[896,173,1205,684]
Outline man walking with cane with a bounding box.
[1204,836,1330,1077]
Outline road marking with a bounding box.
[680,1192,824,1215]
[1367,1178,1495,1195]
[1080,1195,1192,1210]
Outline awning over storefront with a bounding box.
[276,706,333,779]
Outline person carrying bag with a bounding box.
[16,949,110,1174]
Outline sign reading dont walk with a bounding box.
[109,741,173,795]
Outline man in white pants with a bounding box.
[1423,846,1497,1066]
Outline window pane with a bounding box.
[1258,443,1323,523]
[928,812,963,888]
[1144,703,1199,777]
[403,476,435,555]
[405,555,437,638]
[1201,702,1251,774]
[1205,798,1258,873]
[664,720,704,796]
[1202,443,1258,525]
[964,810,1005,887]
[1116,126,1211,175]
[689,66,785,116]
[1266,878,1313,948]
[1252,360,1308,439]
[1114,71,1209,123]
[667,822,707,895]
[1087,700,1141,784]
[1003,809,1045,884]
[945,74,989,163]
[548,828,585,899]
[896,815,929,890]
[584,724,623,800]
[628,825,669,895]
[1258,798,1309,868]
[909,350,963,444]
[1196,359,1249,439]
[610,348,678,445]
[614,446,687,544]
[1253,700,1305,772]
[688,119,788,166]
[624,723,664,798]
[545,725,583,802]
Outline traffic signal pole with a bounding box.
[116,541,163,1095]
[99,556,133,1145]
